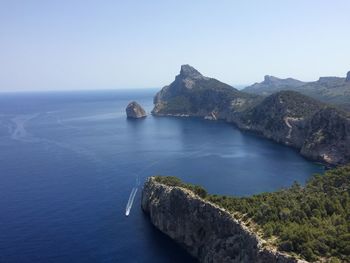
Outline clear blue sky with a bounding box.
[1,0,350,91]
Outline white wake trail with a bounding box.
[125,188,136,210]
[125,187,138,216]
[124,161,159,217]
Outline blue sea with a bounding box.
[0,89,324,262]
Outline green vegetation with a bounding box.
[157,73,259,115]
[154,176,207,198]
[163,96,192,113]
[154,165,350,262]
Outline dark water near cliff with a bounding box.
[0,89,324,262]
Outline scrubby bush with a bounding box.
[207,165,350,262]
[154,176,207,198]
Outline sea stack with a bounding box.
[346,71,350,82]
[126,101,147,119]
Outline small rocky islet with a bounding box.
[125,101,147,119]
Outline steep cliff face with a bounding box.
[141,177,306,263]
[233,91,323,148]
[152,65,350,165]
[301,107,350,164]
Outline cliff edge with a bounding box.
[141,177,306,263]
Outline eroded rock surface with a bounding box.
[126,101,147,119]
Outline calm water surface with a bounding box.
[0,90,324,262]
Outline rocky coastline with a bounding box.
[141,177,307,263]
[152,65,350,166]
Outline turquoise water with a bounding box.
[0,90,324,262]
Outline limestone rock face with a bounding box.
[152,64,258,118]
[232,91,323,148]
[301,107,350,165]
[141,177,307,263]
[126,101,147,119]
[179,64,204,80]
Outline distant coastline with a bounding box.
[151,65,350,166]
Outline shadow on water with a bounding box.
[126,117,147,130]
[140,212,198,263]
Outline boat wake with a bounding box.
[125,187,138,216]
[124,160,159,217]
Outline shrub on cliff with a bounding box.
[207,165,350,262]
[154,176,207,198]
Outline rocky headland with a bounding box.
[142,165,350,262]
[142,177,307,263]
[152,65,350,165]
[126,101,147,119]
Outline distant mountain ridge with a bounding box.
[243,72,350,111]
[153,65,350,165]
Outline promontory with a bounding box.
[142,165,350,262]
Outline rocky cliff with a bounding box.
[152,65,350,165]
[300,107,350,164]
[153,65,260,120]
[141,177,306,263]
[232,91,324,148]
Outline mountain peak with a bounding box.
[263,75,279,83]
[179,64,203,78]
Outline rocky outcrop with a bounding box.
[232,91,324,149]
[152,65,259,119]
[152,65,350,165]
[141,177,307,263]
[126,101,147,119]
[233,92,350,164]
[301,107,350,164]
